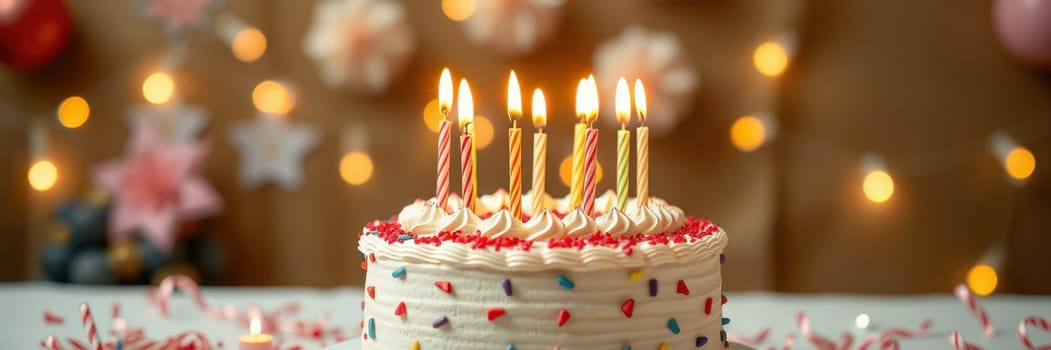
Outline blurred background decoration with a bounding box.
[0,0,1049,295]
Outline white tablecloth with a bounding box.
[2,283,1047,349]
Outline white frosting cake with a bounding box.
[358,190,730,349]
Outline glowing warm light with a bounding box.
[574,79,588,121]
[473,115,494,149]
[754,41,789,77]
[532,88,546,128]
[634,79,647,123]
[57,96,90,128]
[232,27,267,63]
[507,70,522,123]
[252,80,295,115]
[730,115,767,152]
[862,170,894,203]
[967,264,998,296]
[422,98,443,133]
[457,79,474,132]
[585,74,599,123]
[441,0,476,22]
[28,160,58,192]
[250,318,262,335]
[855,314,871,329]
[438,68,453,116]
[615,77,630,126]
[1004,147,1035,180]
[559,155,603,186]
[340,151,374,185]
[143,72,175,105]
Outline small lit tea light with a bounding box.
[239,318,273,350]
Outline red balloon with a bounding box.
[0,0,71,71]
[993,0,1051,68]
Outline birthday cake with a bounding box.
[358,191,729,349]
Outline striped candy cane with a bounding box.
[1018,316,1051,350]
[955,284,995,338]
[43,335,63,350]
[80,303,103,350]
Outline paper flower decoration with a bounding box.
[303,0,416,93]
[228,116,319,191]
[126,103,209,144]
[594,26,699,136]
[461,0,565,56]
[137,0,222,35]
[92,125,223,255]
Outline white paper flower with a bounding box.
[303,0,416,94]
[594,26,699,135]
[462,0,565,56]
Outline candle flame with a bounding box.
[507,70,522,122]
[615,77,631,126]
[439,68,453,117]
[458,79,474,131]
[574,78,588,122]
[250,318,262,335]
[532,88,546,129]
[634,79,647,123]
[585,74,599,124]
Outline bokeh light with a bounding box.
[559,156,603,187]
[1004,146,1035,180]
[441,0,476,22]
[232,27,267,63]
[754,41,789,77]
[862,170,894,203]
[340,151,374,185]
[57,96,90,129]
[473,115,494,149]
[28,160,58,191]
[855,314,871,329]
[423,98,444,133]
[143,72,175,105]
[967,264,998,296]
[730,115,766,152]
[252,80,295,115]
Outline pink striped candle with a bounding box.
[436,120,452,210]
[457,78,476,213]
[581,128,599,216]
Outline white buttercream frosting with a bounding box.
[561,209,598,237]
[406,204,444,235]
[524,210,565,241]
[628,205,662,234]
[595,208,636,236]
[435,207,482,235]
[479,209,527,238]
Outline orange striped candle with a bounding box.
[507,71,523,220]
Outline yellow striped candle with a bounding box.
[634,79,649,208]
[531,88,547,216]
[569,79,589,210]
[507,71,523,220]
[614,77,631,211]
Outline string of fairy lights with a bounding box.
[26,1,1040,295]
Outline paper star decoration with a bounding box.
[228,116,319,191]
[303,0,416,93]
[138,0,222,35]
[92,125,223,254]
[127,103,209,144]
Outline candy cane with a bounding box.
[1018,316,1051,350]
[954,284,995,338]
[949,331,985,350]
[780,333,796,350]
[79,304,103,350]
[857,319,932,350]
[43,335,63,350]
[796,312,838,350]
[727,328,771,347]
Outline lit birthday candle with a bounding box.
[531,88,547,216]
[569,79,588,210]
[581,75,600,216]
[239,318,273,350]
[458,79,477,213]
[634,79,649,208]
[436,68,454,210]
[507,71,523,220]
[614,77,631,211]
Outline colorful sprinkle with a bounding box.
[557,275,575,289]
[649,279,658,297]
[677,280,690,295]
[696,336,709,347]
[720,330,727,342]
[367,318,375,340]
[723,341,729,348]
[502,278,512,296]
[658,342,668,350]
[432,315,449,328]
[392,267,406,278]
[704,297,713,315]
[621,298,635,318]
[397,234,413,242]
[557,309,571,327]
[667,318,681,334]
[369,230,379,235]
[487,308,506,321]
[411,339,420,350]
[394,302,406,317]
[359,320,363,328]
[628,270,644,282]
[435,281,453,294]
[367,286,376,299]
[360,300,364,310]
[369,253,376,262]
[721,294,727,305]
[719,253,726,264]
[721,317,731,325]
[360,261,368,270]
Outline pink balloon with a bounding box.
[993,0,1051,68]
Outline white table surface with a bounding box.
[2,282,1048,349]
